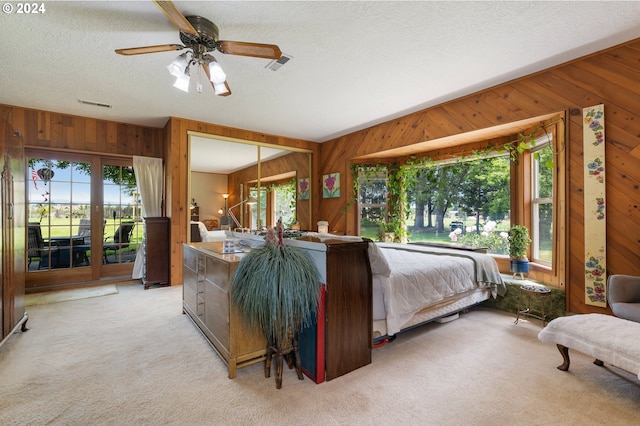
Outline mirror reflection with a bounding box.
[188,134,312,241]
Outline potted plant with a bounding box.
[376,220,397,242]
[508,224,532,277]
[232,220,320,388]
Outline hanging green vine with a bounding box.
[347,118,564,241]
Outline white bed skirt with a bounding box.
[372,287,491,339]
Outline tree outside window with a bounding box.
[531,140,554,263]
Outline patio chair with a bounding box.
[103,222,135,264]
[76,218,92,242]
[27,222,59,269]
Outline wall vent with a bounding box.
[266,54,292,71]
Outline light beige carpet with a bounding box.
[2,283,640,425]
[25,284,119,306]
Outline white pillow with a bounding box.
[368,242,391,277]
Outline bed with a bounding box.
[370,242,506,339]
[190,221,228,243]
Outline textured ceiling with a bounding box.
[1,1,639,149]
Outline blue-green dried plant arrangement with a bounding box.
[232,220,320,348]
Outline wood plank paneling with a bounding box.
[2,104,165,157]
[317,37,640,315]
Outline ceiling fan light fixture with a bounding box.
[167,52,189,78]
[208,59,226,84]
[116,3,283,98]
[213,82,229,96]
[173,73,190,92]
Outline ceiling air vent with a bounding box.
[265,54,292,71]
[78,99,112,108]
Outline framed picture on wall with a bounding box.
[322,173,340,198]
[298,178,310,200]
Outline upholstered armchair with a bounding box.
[607,274,640,323]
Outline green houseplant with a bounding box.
[376,217,408,243]
[508,225,532,277]
[376,220,399,242]
[232,221,320,388]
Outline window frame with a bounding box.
[356,167,389,238]
[530,136,553,266]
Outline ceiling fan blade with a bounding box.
[219,81,232,97]
[202,64,232,96]
[115,44,184,56]
[217,41,282,59]
[153,0,197,35]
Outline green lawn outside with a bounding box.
[34,217,143,245]
[363,217,552,260]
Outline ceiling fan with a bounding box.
[115,1,282,96]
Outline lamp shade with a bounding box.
[213,82,229,96]
[245,196,258,205]
[208,60,227,84]
[173,73,190,92]
[167,53,189,78]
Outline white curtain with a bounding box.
[132,156,164,279]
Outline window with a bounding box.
[102,163,141,265]
[531,137,553,264]
[271,179,296,227]
[405,155,511,255]
[357,167,388,240]
[27,158,92,270]
[249,186,267,229]
[26,153,140,274]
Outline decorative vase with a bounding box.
[510,258,530,277]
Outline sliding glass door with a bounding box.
[26,150,138,285]
[27,156,93,272]
[102,161,141,269]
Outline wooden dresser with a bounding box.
[143,217,170,289]
[182,237,372,383]
[182,243,266,378]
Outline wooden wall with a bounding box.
[1,105,165,289]
[1,105,164,157]
[228,151,312,230]
[317,38,640,315]
[164,116,319,287]
[5,38,640,315]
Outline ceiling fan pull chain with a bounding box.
[196,66,203,93]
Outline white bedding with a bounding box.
[192,221,229,242]
[203,230,228,242]
[372,243,505,336]
[379,246,477,334]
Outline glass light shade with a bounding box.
[173,73,190,92]
[213,82,229,96]
[208,61,227,84]
[167,53,189,78]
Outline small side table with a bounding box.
[514,284,552,325]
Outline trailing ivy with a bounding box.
[347,119,563,241]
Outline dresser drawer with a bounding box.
[204,255,231,291]
[204,282,230,349]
